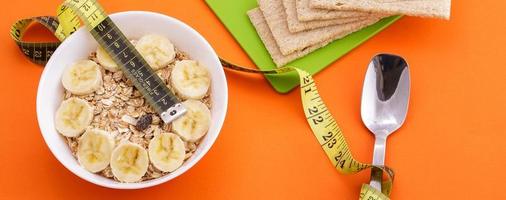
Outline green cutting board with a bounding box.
[206,0,401,93]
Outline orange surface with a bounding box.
[1,0,506,199]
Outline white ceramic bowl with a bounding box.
[36,11,227,189]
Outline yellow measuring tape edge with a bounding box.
[11,0,394,199]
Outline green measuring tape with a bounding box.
[10,0,394,199]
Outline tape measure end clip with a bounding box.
[160,103,187,124]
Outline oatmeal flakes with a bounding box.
[101,98,113,106]
[151,115,160,125]
[121,115,137,125]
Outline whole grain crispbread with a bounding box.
[296,0,370,21]
[247,8,335,67]
[284,0,367,32]
[309,0,451,19]
[258,0,382,56]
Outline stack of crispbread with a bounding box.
[248,0,451,66]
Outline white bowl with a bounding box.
[36,11,228,189]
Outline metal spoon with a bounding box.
[360,54,410,191]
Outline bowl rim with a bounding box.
[36,11,228,189]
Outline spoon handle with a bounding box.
[370,134,387,191]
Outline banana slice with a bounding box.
[96,46,119,72]
[62,60,103,95]
[170,60,211,100]
[77,129,115,173]
[55,97,94,137]
[148,132,186,172]
[135,34,175,70]
[172,100,211,142]
[110,142,149,182]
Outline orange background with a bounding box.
[1,0,506,199]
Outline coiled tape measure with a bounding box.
[10,0,394,199]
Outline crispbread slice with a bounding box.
[258,0,382,56]
[296,0,370,21]
[310,0,452,19]
[284,0,367,32]
[247,8,335,67]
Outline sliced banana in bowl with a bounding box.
[171,60,211,100]
[173,100,212,142]
[54,97,94,137]
[148,132,186,172]
[77,129,115,173]
[96,46,120,72]
[61,60,103,95]
[110,142,150,183]
[135,34,176,70]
